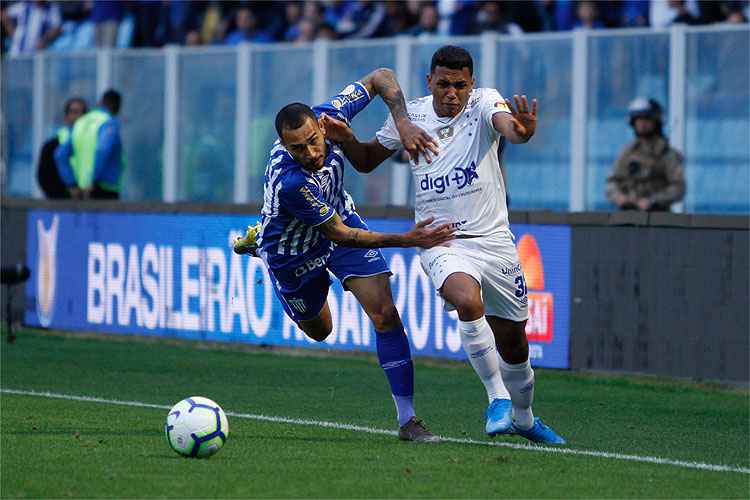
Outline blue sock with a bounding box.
[375,324,415,427]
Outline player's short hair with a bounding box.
[431,45,473,75]
[275,103,317,138]
[100,89,122,115]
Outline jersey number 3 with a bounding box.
[514,275,528,298]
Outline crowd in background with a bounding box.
[2,0,748,56]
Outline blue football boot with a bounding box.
[514,417,566,445]
[485,398,513,436]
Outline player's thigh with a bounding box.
[420,243,484,317]
[345,273,396,312]
[478,234,529,322]
[441,272,484,320]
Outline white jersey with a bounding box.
[376,88,511,237]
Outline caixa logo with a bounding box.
[419,162,478,194]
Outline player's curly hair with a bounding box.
[431,45,473,76]
[275,102,317,138]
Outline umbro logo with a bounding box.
[364,250,379,259]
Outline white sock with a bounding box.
[459,317,510,403]
[498,356,535,430]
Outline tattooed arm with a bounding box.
[357,68,438,165]
[316,213,455,249]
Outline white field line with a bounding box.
[2,388,748,475]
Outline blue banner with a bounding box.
[26,210,570,368]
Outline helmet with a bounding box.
[628,97,663,126]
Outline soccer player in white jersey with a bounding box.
[322,46,565,444]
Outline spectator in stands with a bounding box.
[37,97,88,199]
[91,0,123,47]
[2,1,62,56]
[621,0,650,26]
[607,97,686,212]
[670,0,701,24]
[475,1,523,35]
[223,7,272,45]
[283,1,304,41]
[334,0,386,38]
[291,18,317,43]
[185,29,203,46]
[438,0,479,35]
[725,7,748,22]
[56,89,125,200]
[409,3,440,37]
[198,1,226,45]
[381,1,412,36]
[650,0,701,27]
[317,22,338,40]
[130,0,161,47]
[553,0,576,30]
[574,1,605,29]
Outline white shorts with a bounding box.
[418,230,529,322]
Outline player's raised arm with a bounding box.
[317,212,455,249]
[359,68,438,164]
[492,94,537,144]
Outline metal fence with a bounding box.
[3,25,748,212]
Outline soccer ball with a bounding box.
[164,396,229,458]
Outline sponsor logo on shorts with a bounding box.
[363,249,381,262]
[294,254,328,277]
[288,297,307,313]
[501,263,522,275]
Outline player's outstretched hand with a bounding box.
[406,217,455,249]
[396,120,439,165]
[505,94,537,141]
[320,113,354,143]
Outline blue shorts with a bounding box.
[269,213,391,322]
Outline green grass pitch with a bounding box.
[1,330,748,498]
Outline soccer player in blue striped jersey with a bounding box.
[235,68,452,442]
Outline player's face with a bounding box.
[281,116,327,170]
[427,66,475,118]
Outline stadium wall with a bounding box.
[1,199,748,382]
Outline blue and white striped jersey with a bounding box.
[257,81,372,269]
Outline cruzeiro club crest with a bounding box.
[36,215,59,327]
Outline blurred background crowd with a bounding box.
[2,0,748,56]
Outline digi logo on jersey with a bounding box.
[419,162,479,194]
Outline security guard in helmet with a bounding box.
[606,97,685,211]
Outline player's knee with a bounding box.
[368,303,400,332]
[305,326,332,342]
[300,321,333,342]
[451,295,484,320]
